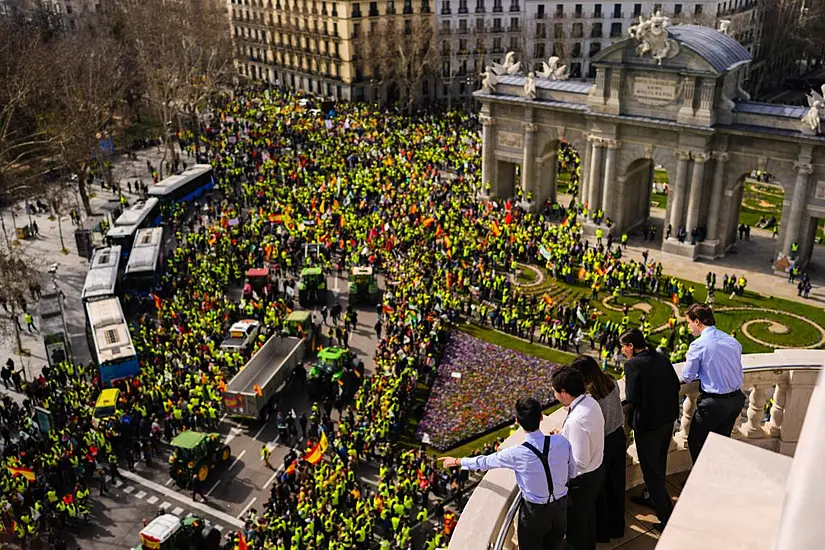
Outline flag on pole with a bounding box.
[152,294,162,310]
[237,531,249,550]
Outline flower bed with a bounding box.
[416,331,561,450]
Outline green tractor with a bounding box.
[168,431,230,488]
[298,266,327,306]
[284,310,315,350]
[137,514,222,550]
[307,347,355,399]
[348,266,379,304]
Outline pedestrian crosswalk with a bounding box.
[118,484,228,534]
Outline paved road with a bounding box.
[67,268,384,548]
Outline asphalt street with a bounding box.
[72,271,385,549]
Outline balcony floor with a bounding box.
[598,472,689,550]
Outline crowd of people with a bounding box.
[0,81,771,550]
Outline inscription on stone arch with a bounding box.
[497,131,523,150]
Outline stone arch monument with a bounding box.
[475,14,825,271]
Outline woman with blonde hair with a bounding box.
[571,355,626,542]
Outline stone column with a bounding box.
[579,137,591,204]
[667,151,691,235]
[480,114,495,196]
[521,122,537,204]
[685,152,709,233]
[601,140,619,220]
[705,151,728,242]
[544,152,558,206]
[588,138,604,214]
[783,161,813,258]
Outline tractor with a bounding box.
[298,266,327,306]
[347,266,379,304]
[307,347,361,400]
[136,514,222,550]
[168,431,231,488]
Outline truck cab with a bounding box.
[220,319,260,352]
[137,514,222,550]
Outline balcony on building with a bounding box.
[448,350,825,550]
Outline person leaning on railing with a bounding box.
[681,303,746,463]
[438,397,575,550]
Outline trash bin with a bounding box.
[16,227,28,240]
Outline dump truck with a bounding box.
[136,513,222,550]
[168,431,230,488]
[348,266,380,304]
[222,335,305,420]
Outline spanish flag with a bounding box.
[285,459,297,475]
[8,466,34,482]
[304,429,329,465]
[152,294,162,310]
[382,304,395,315]
[422,217,435,228]
[491,220,502,237]
[253,384,263,397]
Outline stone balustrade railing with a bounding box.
[447,349,825,550]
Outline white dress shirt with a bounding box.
[562,394,605,477]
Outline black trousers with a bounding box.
[567,465,604,550]
[688,390,746,464]
[596,427,627,542]
[634,421,675,524]
[518,495,567,550]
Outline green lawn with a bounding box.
[516,266,538,284]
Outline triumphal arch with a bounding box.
[475,13,825,270]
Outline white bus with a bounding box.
[85,296,139,386]
[123,227,164,297]
[105,198,161,257]
[81,246,122,302]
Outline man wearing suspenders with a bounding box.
[439,398,575,549]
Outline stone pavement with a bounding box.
[0,144,180,403]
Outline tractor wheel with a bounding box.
[197,463,210,481]
[218,445,231,463]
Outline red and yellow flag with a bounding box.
[491,220,502,237]
[253,384,263,397]
[8,466,34,482]
[237,531,249,550]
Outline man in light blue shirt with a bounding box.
[682,304,746,463]
[439,397,574,550]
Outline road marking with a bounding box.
[253,423,268,439]
[124,486,135,494]
[237,497,257,519]
[147,496,159,505]
[263,464,284,489]
[225,426,243,444]
[214,524,224,532]
[171,506,184,516]
[135,491,147,499]
[186,513,194,518]
[165,479,174,487]
[119,470,244,529]
[228,450,246,470]
[206,479,221,497]
[114,480,124,488]
[220,414,242,428]
[160,501,171,511]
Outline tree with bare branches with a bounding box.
[112,0,236,177]
[368,14,439,111]
[37,31,126,216]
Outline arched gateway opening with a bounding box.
[475,16,825,274]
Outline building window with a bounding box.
[574,3,582,17]
[572,22,583,37]
[509,17,518,30]
[555,4,563,17]
[570,61,581,77]
[610,22,622,36]
[613,3,622,17]
[589,41,601,57]
[443,20,451,31]
[369,1,378,15]
[536,4,544,18]
[536,22,546,37]
[404,19,412,33]
[694,4,702,14]
[387,0,395,12]
[421,0,431,12]
[633,3,641,16]
[441,0,451,14]
[459,38,467,52]
[553,22,563,38]
[353,22,360,37]
[653,3,661,12]
[493,36,502,51]
[476,0,484,12]
[493,0,502,11]
[674,4,682,14]
[509,35,518,49]
[459,0,468,12]
[591,22,602,37]
[534,42,545,58]
[404,0,412,13]
[476,17,484,30]
[593,3,601,17]
[352,2,361,16]
[459,19,468,32]
[442,61,451,77]
[510,0,519,12]
[493,17,501,30]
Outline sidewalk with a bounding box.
[0,145,177,402]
